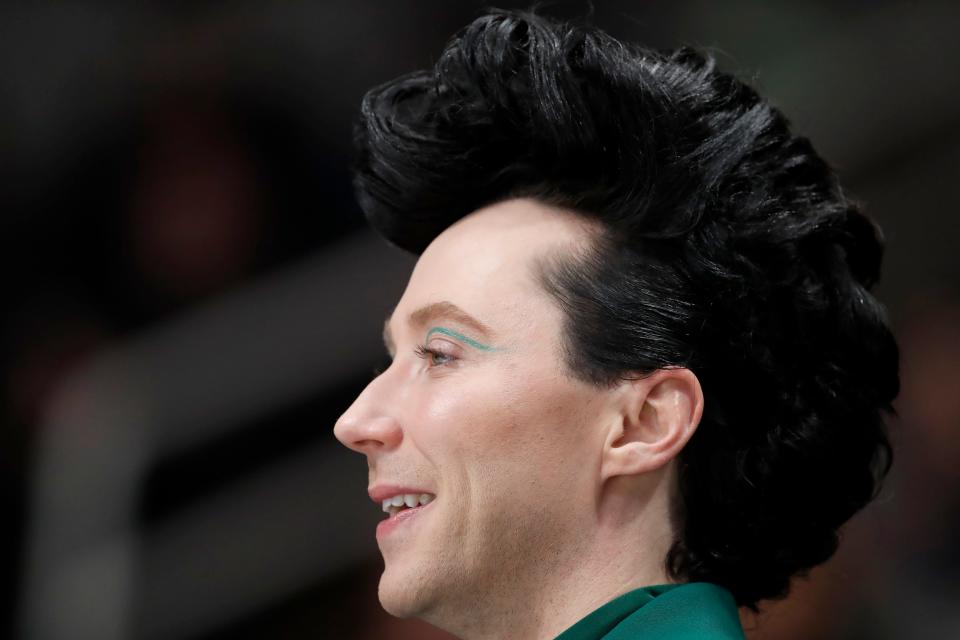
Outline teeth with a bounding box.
[380,493,436,513]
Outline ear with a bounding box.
[600,367,704,481]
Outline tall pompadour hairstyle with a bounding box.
[350,7,900,612]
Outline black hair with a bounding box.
[350,7,899,612]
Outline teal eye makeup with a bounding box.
[425,326,501,352]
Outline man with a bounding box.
[334,8,899,640]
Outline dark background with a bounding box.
[2,1,958,638]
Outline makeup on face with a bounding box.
[382,300,506,358]
[426,326,501,352]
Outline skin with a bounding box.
[334,197,704,640]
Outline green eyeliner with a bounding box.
[426,326,500,351]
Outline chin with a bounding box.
[378,560,431,618]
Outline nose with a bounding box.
[334,376,403,454]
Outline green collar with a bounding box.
[554,582,745,640]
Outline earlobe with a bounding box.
[600,368,704,481]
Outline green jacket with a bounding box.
[555,582,745,639]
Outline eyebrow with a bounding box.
[382,301,494,354]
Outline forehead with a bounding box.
[418,197,594,283]
[386,198,597,341]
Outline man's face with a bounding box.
[334,198,612,623]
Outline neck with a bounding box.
[437,469,678,640]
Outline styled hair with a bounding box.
[350,7,899,612]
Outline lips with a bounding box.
[368,484,435,503]
[369,484,437,540]
[376,496,436,539]
[382,492,435,515]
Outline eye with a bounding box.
[414,343,456,368]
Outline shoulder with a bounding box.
[606,582,746,640]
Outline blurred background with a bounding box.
[2,1,958,638]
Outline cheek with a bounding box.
[416,377,516,460]
[457,373,593,476]
[408,360,598,488]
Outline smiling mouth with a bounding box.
[382,493,436,517]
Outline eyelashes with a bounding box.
[370,344,455,379]
[414,343,455,367]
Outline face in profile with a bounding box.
[334,198,617,626]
